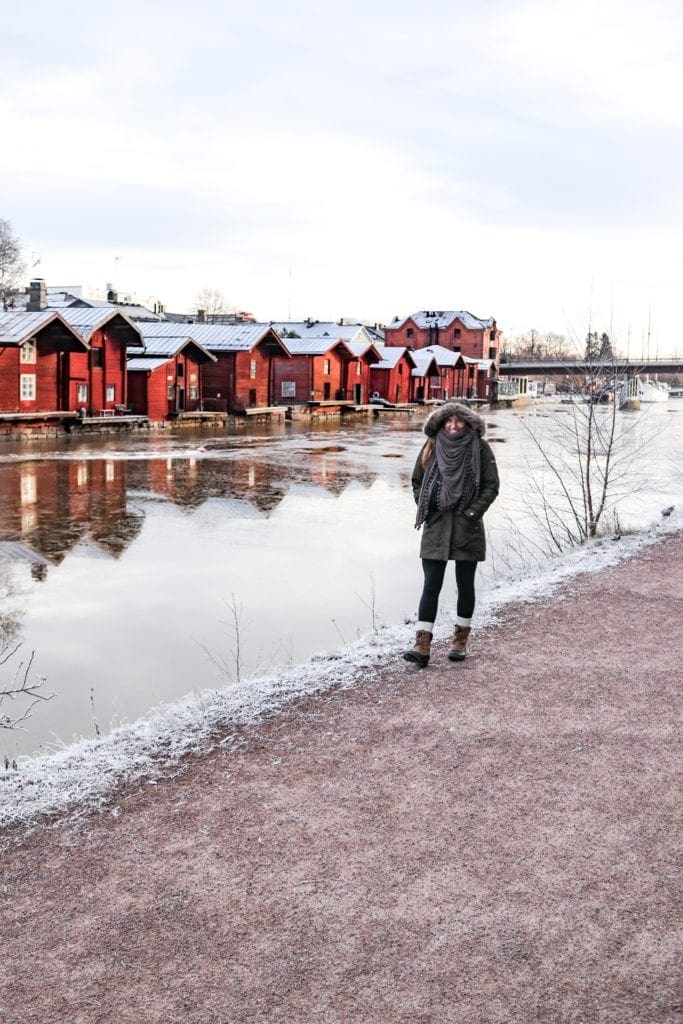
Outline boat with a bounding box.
[621,375,669,404]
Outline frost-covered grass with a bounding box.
[1,510,679,832]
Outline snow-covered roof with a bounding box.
[136,334,216,362]
[59,306,144,346]
[271,321,374,345]
[370,346,416,370]
[410,350,439,377]
[0,309,87,348]
[138,321,284,353]
[345,340,382,360]
[420,344,466,367]
[282,336,355,357]
[390,310,496,331]
[127,357,170,372]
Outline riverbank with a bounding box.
[1,527,680,1023]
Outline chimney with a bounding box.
[27,278,47,312]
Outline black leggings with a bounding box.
[418,559,478,622]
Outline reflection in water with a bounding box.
[0,432,385,572]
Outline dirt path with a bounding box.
[1,533,681,1024]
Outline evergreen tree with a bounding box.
[584,331,600,360]
[599,332,613,359]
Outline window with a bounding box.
[398,363,403,375]
[177,362,184,378]
[20,374,36,400]
[488,346,497,360]
[106,385,116,402]
[406,328,414,339]
[20,340,36,364]
[281,381,296,398]
[77,383,88,403]
[249,359,257,379]
[356,361,362,376]
[323,359,331,375]
[490,330,496,341]
[167,385,174,400]
[91,348,103,369]
[454,328,461,339]
[189,386,199,400]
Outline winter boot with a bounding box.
[403,630,432,667]
[448,625,471,662]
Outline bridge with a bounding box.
[499,357,682,377]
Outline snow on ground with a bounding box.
[1,508,680,832]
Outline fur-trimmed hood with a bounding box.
[422,402,486,437]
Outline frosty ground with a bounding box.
[0,519,681,1023]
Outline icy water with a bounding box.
[0,403,680,757]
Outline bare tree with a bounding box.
[515,352,654,550]
[0,218,25,300]
[1,644,53,731]
[193,288,235,318]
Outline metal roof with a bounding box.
[271,321,371,344]
[127,357,170,372]
[346,340,382,360]
[135,334,217,362]
[389,310,496,331]
[138,321,282,353]
[0,309,87,348]
[421,344,466,367]
[370,346,416,370]
[410,350,439,376]
[282,336,355,357]
[59,306,144,346]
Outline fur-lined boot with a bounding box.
[403,630,432,667]
[448,625,471,662]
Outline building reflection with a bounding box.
[0,447,379,577]
[0,460,144,570]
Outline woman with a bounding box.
[404,401,499,667]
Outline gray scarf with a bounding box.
[415,427,481,529]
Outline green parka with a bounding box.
[411,402,500,562]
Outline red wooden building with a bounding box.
[369,346,417,404]
[59,307,144,413]
[344,340,383,404]
[384,310,501,364]
[138,322,289,412]
[0,310,90,414]
[127,337,217,421]
[271,336,359,405]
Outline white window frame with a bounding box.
[106,384,116,403]
[20,339,37,364]
[77,383,88,403]
[281,381,296,398]
[20,374,36,400]
[249,359,257,380]
[323,359,331,375]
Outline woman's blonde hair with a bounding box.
[421,437,435,468]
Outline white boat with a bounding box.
[621,375,669,404]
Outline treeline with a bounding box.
[504,329,618,362]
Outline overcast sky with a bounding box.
[2,0,682,353]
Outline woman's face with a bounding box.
[444,415,465,434]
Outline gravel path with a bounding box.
[1,532,681,1024]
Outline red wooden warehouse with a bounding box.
[0,310,89,415]
[58,306,144,413]
[127,336,217,421]
[138,322,289,412]
[369,346,417,405]
[271,336,358,405]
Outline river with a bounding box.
[0,402,680,757]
